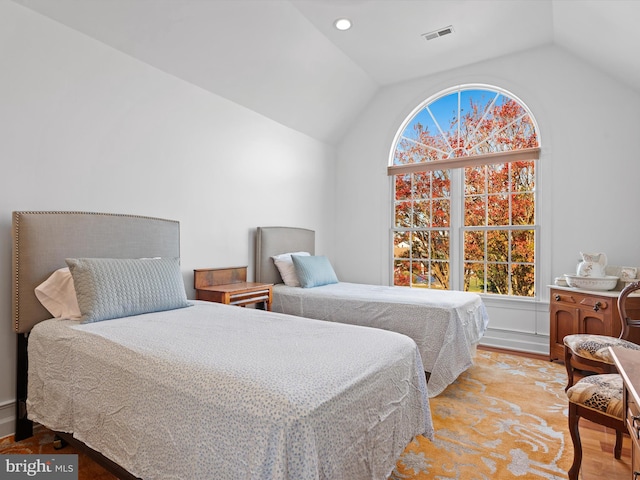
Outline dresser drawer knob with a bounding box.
[593,301,601,312]
[633,471,640,480]
[554,294,561,301]
[633,415,640,438]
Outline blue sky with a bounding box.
[400,89,505,149]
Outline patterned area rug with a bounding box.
[0,350,570,479]
[392,349,571,479]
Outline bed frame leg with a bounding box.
[15,333,33,441]
[53,435,68,450]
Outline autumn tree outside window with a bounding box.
[390,85,540,297]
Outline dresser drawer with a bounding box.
[627,399,640,442]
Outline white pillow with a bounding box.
[271,251,310,287]
[35,267,82,319]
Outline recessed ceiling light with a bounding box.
[334,18,352,31]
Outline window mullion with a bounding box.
[450,169,463,290]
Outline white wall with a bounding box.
[0,2,336,436]
[4,1,640,439]
[333,44,640,353]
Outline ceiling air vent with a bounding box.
[422,25,454,41]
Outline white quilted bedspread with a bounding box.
[27,301,432,480]
[271,282,489,397]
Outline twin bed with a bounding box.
[13,212,432,480]
[255,226,489,397]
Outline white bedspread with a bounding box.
[271,282,489,397]
[27,301,432,480]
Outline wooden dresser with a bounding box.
[611,346,640,479]
[549,287,640,362]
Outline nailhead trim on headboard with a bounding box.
[12,211,181,333]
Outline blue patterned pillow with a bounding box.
[291,255,338,288]
[66,257,189,323]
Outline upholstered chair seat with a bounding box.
[566,374,624,419]
[563,334,640,365]
[566,373,625,480]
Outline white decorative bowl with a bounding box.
[563,274,619,291]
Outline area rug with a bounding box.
[0,350,570,479]
[392,349,571,480]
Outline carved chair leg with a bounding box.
[564,346,575,392]
[614,428,623,459]
[568,402,582,480]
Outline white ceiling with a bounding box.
[11,0,640,144]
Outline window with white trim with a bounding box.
[390,85,540,297]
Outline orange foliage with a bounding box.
[393,92,537,296]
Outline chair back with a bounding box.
[618,281,640,339]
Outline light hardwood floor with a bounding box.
[480,346,632,479]
[579,420,631,480]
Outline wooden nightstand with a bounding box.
[194,266,272,311]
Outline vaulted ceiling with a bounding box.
[12,0,640,144]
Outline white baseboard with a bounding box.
[0,401,15,439]
[480,327,550,357]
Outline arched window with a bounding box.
[390,85,540,297]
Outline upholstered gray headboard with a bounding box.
[12,211,180,334]
[255,226,315,285]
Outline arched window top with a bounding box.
[389,85,540,175]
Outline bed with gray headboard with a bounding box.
[255,226,490,397]
[12,211,182,478]
[12,211,433,480]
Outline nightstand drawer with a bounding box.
[228,288,271,306]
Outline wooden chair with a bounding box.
[563,280,640,391]
[566,373,625,480]
[564,281,640,479]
